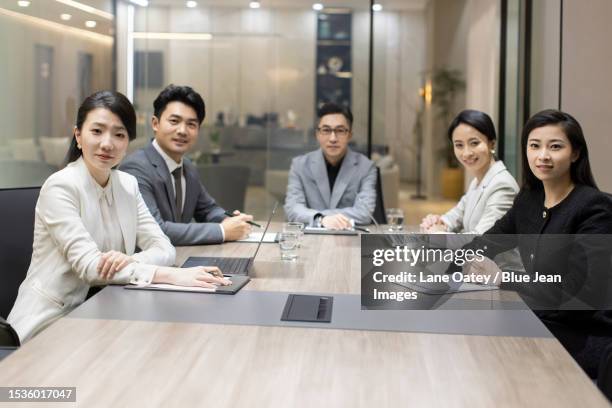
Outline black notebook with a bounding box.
[125,275,250,295]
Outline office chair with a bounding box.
[0,317,20,347]
[0,160,56,188]
[0,187,39,319]
[598,342,612,402]
[372,166,387,225]
[197,165,251,212]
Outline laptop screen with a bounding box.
[250,201,278,260]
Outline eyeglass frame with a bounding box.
[316,126,351,138]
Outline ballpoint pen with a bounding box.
[354,226,370,233]
[224,210,262,228]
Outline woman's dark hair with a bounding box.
[153,84,206,125]
[521,109,598,190]
[65,91,136,164]
[447,109,497,143]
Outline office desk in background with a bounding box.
[0,223,608,407]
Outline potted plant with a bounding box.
[209,128,221,154]
[431,68,465,199]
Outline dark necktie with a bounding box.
[172,167,183,221]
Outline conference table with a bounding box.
[0,223,609,407]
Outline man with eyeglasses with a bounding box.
[284,102,376,229]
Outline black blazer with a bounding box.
[473,185,612,312]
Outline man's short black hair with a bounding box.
[153,84,206,125]
[318,102,353,129]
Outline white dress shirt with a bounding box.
[152,139,185,212]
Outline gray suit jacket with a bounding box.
[284,148,377,225]
[120,142,227,245]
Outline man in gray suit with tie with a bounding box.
[284,103,377,229]
[120,84,253,245]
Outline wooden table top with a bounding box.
[0,223,608,407]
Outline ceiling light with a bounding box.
[129,0,149,6]
[54,0,114,20]
[85,20,97,28]
[60,13,72,20]
[372,3,383,11]
[17,1,30,7]
[249,1,260,9]
[132,32,213,41]
[312,3,323,11]
[186,1,197,7]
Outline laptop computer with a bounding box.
[180,201,278,276]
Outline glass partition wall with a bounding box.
[116,0,368,219]
[1,0,511,218]
[0,0,114,188]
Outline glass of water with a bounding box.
[279,231,299,261]
[284,222,304,247]
[386,208,405,231]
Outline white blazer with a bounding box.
[441,161,519,234]
[8,158,175,342]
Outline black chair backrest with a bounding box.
[197,165,251,212]
[0,317,20,347]
[372,166,387,225]
[598,341,612,402]
[0,187,39,319]
[0,160,55,189]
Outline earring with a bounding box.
[490,149,496,155]
[77,143,82,149]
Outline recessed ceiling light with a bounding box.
[129,0,149,6]
[17,0,31,7]
[60,13,72,20]
[312,3,323,11]
[186,1,197,7]
[372,3,383,11]
[55,0,114,20]
[249,1,260,9]
[85,20,97,28]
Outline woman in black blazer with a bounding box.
[469,109,612,378]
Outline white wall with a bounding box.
[0,12,112,148]
[530,0,561,113]
[370,10,427,181]
[561,0,612,192]
[421,0,500,196]
[464,0,500,119]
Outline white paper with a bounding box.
[237,232,278,243]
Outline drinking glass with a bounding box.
[284,222,305,247]
[386,208,405,231]
[279,231,299,261]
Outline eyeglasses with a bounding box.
[317,126,350,137]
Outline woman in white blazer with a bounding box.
[421,109,519,234]
[8,91,229,342]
